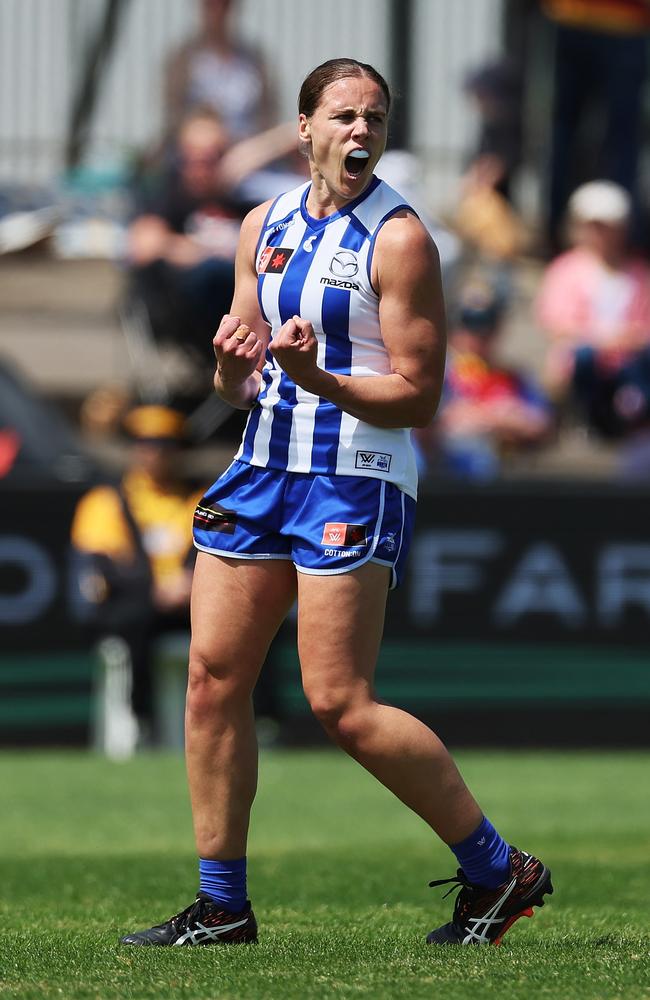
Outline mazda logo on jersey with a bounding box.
[258,246,294,274]
[329,250,359,278]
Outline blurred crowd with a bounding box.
[4,0,650,737]
[2,0,649,482]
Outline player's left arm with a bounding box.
[374,212,447,425]
[269,212,446,428]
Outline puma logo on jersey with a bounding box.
[269,218,293,236]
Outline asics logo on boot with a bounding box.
[461,876,518,945]
[173,917,249,946]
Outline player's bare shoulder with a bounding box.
[240,200,274,247]
[372,210,441,294]
[236,199,275,271]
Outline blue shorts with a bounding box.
[192,460,416,589]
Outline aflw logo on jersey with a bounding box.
[355,450,392,472]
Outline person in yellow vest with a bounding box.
[71,405,203,733]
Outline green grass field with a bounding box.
[1,749,649,1000]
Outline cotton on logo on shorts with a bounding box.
[321,522,368,547]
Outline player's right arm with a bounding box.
[213,202,273,409]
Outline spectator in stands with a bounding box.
[374,148,462,293]
[71,405,202,736]
[536,180,650,440]
[462,58,523,205]
[542,0,649,251]
[452,59,528,264]
[414,278,552,479]
[128,107,298,366]
[164,0,273,141]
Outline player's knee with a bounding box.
[186,648,251,720]
[306,687,367,747]
[185,662,222,724]
[305,685,342,726]
[331,707,369,750]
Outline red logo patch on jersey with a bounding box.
[258,246,294,274]
[321,522,368,547]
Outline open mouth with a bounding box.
[344,149,370,178]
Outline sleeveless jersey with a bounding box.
[235,175,419,499]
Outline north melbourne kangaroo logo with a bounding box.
[329,250,359,278]
[355,450,392,472]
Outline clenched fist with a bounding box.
[213,314,264,386]
[269,315,320,388]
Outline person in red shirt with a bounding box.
[415,279,552,478]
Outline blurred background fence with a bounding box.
[0,0,503,193]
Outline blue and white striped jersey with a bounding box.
[235,175,419,499]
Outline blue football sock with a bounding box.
[198,857,247,913]
[450,817,511,889]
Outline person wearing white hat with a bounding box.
[536,179,650,439]
[567,180,631,226]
